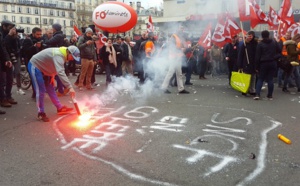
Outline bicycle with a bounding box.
[20,64,32,90]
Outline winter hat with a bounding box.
[52,23,62,31]
[85,27,93,34]
[67,45,80,62]
[1,20,15,26]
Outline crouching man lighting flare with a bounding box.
[28,46,80,122]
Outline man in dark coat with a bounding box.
[224,35,239,85]
[237,31,258,96]
[254,30,280,100]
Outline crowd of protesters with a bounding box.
[1,20,300,120]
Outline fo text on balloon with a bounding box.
[95,10,129,20]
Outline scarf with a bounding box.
[106,44,117,67]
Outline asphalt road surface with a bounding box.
[1,74,299,186]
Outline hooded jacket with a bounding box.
[44,30,64,47]
[284,40,300,62]
[255,38,280,70]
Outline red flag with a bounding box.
[278,21,288,39]
[212,15,232,48]
[147,15,154,33]
[287,23,300,38]
[278,0,295,26]
[268,6,279,30]
[249,0,269,28]
[224,14,242,38]
[238,0,253,21]
[73,25,82,38]
[198,23,212,49]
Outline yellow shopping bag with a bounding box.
[230,71,251,93]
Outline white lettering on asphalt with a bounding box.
[124,106,159,118]
[150,116,188,132]
[173,144,238,176]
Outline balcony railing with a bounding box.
[0,0,76,10]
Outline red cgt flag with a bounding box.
[249,0,269,28]
[212,14,241,48]
[73,25,82,38]
[212,15,231,48]
[268,6,280,30]
[198,23,212,49]
[278,0,295,26]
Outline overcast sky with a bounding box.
[121,0,163,9]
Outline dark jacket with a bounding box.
[100,45,113,66]
[113,42,123,62]
[133,37,148,57]
[223,42,239,62]
[255,38,280,70]
[77,35,97,61]
[121,42,132,61]
[21,34,44,63]
[237,39,257,74]
[284,40,300,62]
[44,30,64,47]
[0,28,10,64]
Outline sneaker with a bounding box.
[253,96,260,100]
[7,98,17,105]
[57,105,73,115]
[1,100,12,107]
[0,110,6,114]
[56,92,65,97]
[267,96,273,100]
[17,89,26,95]
[290,61,299,66]
[164,89,171,94]
[37,112,50,122]
[179,89,190,94]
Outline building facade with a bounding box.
[0,0,76,37]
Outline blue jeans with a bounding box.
[283,66,300,89]
[28,62,62,113]
[256,62,277,97]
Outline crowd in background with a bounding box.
[1,20,300,116]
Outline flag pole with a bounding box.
[239,21,250,65]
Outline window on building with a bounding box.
[12,16,16,23]
[26,27,30,33]
[43,18,47,24]
[50,10,53,15]
[69,3,73,9]
[70,20,74,26]
[20,17,24,23]
[57,10,60,16]
[34,8,39,14]
[27,7,31,14]
[3,15,8,20]
[62,11,65,17]
[63,20,66,26]
[11,5,15,12]
[18,6,22,13]
[49,19,54,25]
[89,0,92,5]
[35,18,39,24]
[3,5,7,12]
[26,17,31,24]
[44,9,47,16]
[69,12,74,18]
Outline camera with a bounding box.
[16,28,24,33]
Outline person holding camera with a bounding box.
[77,28,97,91]
[21,27,44,99]
[0,20,21,108]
